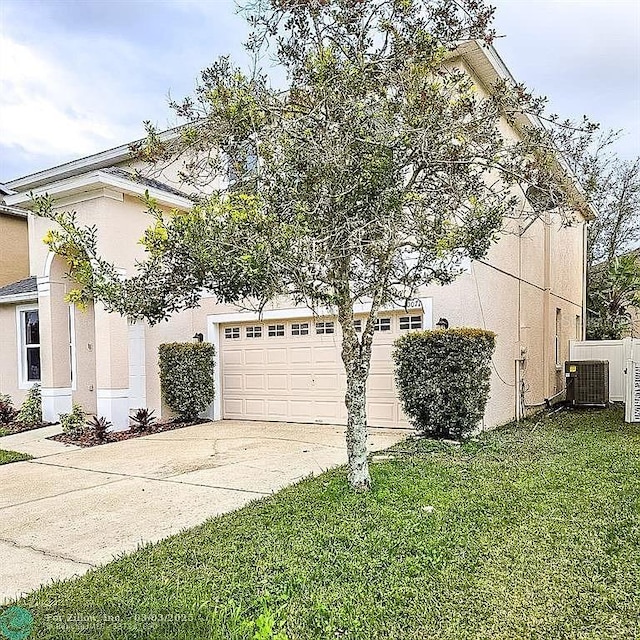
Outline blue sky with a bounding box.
[0,0,638,182]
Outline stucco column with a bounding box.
[38,276,73,422]
[94,302,130,430]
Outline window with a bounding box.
[224,327,240,339]
[399,315,423,330]
[575,315,581,340]
[316,321,335,335]
[268,324,285,337]
[354,319,362,332]
[374,318,391,332]
[19,308,41,383]
[555,308,562,367]
[291,322,309,336]
[246,326,262,338]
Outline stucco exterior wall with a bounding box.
[0,304,27,404]
[0,213,29,287]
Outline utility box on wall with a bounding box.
[565,360,609,407]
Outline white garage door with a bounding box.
[220,312,423,427]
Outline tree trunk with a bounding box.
[337,300,374,491]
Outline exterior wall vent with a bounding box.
[565,360,609,407]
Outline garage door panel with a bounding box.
[223,398,244,418]
[314,346,339,365]
[266,399,288,418]
[223,350,244,365]
[245,399,266,417]
[244,349,265,365]
[245,374,265,391]
[267,349,288,364]
[267,374,288,391]
[288,400,315,420]
[224,374,243,391]
[291,374,313,391]
[368,373,395,392]
[220,316,412,427]
[290,347,312,364]
[314,373,340,392]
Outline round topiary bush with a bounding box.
[393,328,496,439]
[158,342,216,421]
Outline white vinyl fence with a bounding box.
[569,338,640,422]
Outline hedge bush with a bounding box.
[158,342,215,421]
[17,384,42,426]
[393,328,496,439]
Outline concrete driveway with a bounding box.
[0,420,407,603]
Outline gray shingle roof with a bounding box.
[0,276,37,300]
[102,167,193,200]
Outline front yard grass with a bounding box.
[14,406,640,639]
[0,449,32,465]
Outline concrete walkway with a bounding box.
[0,420,407,603]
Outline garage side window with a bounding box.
[399,315,422,330]
[246,326,262,338]
[268,324,285,337]
[353,319,362,332]
[374,318,391,332]
[20,308,41,383]
[316,321,335,335]
[291,322,309,336]
[224,327,240,339]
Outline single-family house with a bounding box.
[0,41,591,431]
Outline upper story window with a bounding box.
[399,315,423,330]
[246,326,262,339]
[353,319,362,333]
[224,327,240,339]
[316,321,335,335]
[268,324,285,337]
[19,308,41,384]
[291,322,309,336]
[374,318,392,332]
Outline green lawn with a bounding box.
[13,406,640,639]
[0,449,31,465]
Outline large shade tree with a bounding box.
[38,0,592,490]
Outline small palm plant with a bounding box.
[86,416,111,443]
[129,408,157,432]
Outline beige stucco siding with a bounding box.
[0,213,29,287]
[0,304,26,404]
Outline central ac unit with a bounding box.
[565,360,609,407]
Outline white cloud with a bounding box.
[0,35,137,159]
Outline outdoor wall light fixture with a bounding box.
[193,333,204,343]
[435,318,449,330]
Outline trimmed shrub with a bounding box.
[159,342,215,421]
[60,403,86,436]
[17,384,42,426]
[0,394,17,426]
[393,328,496,439]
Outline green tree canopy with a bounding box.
[37,0,594,490]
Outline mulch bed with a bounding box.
[1,421,53,435]
[47,418,211,448]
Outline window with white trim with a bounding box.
[399,315,423,330]
[268,324,285,337]
[316,321,335,335]
[246,326,262,338]
[69,305,77,390]
[374,317,391,332]
[353,319,362,332]
[224,327,240,339]
[20,309,41,383]
[291,322,309,336]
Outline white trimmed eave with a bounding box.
[0,292,38,305]
[5,170,193,211]
[453,40,598,222]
